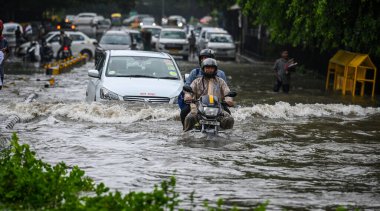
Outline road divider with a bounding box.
[44,54,87,75]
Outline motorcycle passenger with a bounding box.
[57,30,72,59]
[183,58,234,131]
[179,49,227,128]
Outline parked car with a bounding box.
[140,25,162,50]
[95,30,132,64]
[19,31,96,59]
[156,28,189,60]
[206,33,236,60]
[3,22,24,48]
[73,12,99,38]
[86,50,183,103]
[197,27,227,51]
[123,28,143,50]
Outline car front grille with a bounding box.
[165,44,183,50]
[123,96,170,103]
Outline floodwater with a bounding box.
[0,58,379,210]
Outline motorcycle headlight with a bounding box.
[203,107,219,117]
[100,87,120,100]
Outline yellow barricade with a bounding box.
[326,50,377,97]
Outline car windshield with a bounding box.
[209,34,233,43]
[106,56,179,80]
[100,34,131,45]
[4,25,17,33]
[160,31,186,39]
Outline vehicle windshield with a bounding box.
[106,56,179,80]
[4,25,17,33]
[160,31,186,39]
[209,34,233,43]
[100,34,131,45]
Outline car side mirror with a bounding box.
[88,69,100,78]
[154,34,159,38]
[225,91,237,98]
[184,73,189,82]
[93,41,98,46]
[183,85,193,93]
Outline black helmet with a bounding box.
[201,58,218,78]
[198,48,215,65]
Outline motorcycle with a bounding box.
[59,45,72,60]
[183,85,237,134]
[24,41,41,62]
[40,40,54,63]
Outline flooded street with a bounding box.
[1,58,380,210]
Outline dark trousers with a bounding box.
[180,104,191,128]
[273,79,290,93]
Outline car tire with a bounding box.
[81,50,92,61]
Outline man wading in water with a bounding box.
[273,50,297,93]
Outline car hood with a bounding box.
[207,42,235,49]
[99,44,131,50]
[158,38,187,44]
[103,77,183,98]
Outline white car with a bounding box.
[197,27,227,51]
[156,28,189,60]
[140,25,162,50]
[19,31,96,59]
[73,12,99,38]
[206,33,236,60]
[3,23,23,48]
[86,50,183,103]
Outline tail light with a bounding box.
[63,46,69,51]
[56,25,61,30]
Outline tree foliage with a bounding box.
[237,0,380,56]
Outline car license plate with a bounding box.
[199,120,220,126]
[169,49,179,54]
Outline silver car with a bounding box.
[156,28,189,60]
[86,50,183,103]
[206,33,236,60]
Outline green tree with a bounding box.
[237,0,380,56]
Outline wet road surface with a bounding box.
[0,58,379,210]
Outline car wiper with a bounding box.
[124,75,158,78]
[156,76,179,80]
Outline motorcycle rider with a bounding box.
[57,30,72,59]
[183,58,234,131]
[179,49,227,128]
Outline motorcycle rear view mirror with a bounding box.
[225,91,237,98]
[183,85,193,93]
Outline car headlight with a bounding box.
[203,107,219,117]
[100,87,120,100]
[171,95,179,104]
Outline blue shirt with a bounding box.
[185,68,227,86]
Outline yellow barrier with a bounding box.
[45,54,87,75]
[326,50,377,97]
